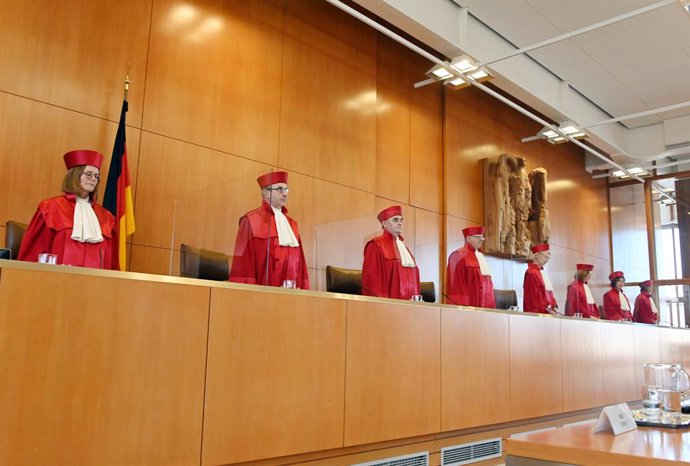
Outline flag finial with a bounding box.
[124,65,131,102]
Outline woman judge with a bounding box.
[564,263,599,318]
[602,271,632,321]
[18,149,117,269]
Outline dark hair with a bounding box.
[610,277,624,288]
[61,166,99,201]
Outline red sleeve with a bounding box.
[523,269,547,313]
[603,291,623,320]
[362,241,386,297]
[229,216,258,284]
[446,252,469,305]
[17,207,53,262]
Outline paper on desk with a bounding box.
[594,403,637,435]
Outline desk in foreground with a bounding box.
[505,421,690,466]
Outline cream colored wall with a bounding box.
[0,0,608,297]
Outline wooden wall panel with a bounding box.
[143,0,284,164]
[560,319,604,411]
[414,208,442,295]
[133,132,267,251]
[0,93,141,227]
[510,314,563,419]
[0,267,208,465]
[633,325,661,390]
[601,324,638,404]
[279,0,377,192]
[344,300,441,445]
[444,88,497,223]
[129,244,180,277]
[376,37,410,204]
[203,288,346,465]
[409,55,443,213]
[441,309,511,430]
[0,0,150,125]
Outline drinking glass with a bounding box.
[38,253,57,264]
[282,279,296,289]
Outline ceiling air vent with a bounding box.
[441,438,502,466]
[351,451,428,466]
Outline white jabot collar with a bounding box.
[618,289,630,311]
[71,196,103,243]
[583,283,595,304]
[475,250,491,276]
[540,269,554,291]
[395,237,416,267]
[271,206,299,247]
[650,296,659,314]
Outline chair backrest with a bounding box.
[420,281,436,303]
[494,289,518,310]
[5,220,28,260]
[180,243,230,281]
[326,265,362,295]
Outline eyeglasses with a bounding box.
[82,171,100,180]
[266,187,289,194]
[470,235,485,240]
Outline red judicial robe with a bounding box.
[362,230,420,300]
[633,292,658,324]
[602,288,632,321]
[523,262,557,313]
[18,193,116,269]
[229,201,309,289]
[564,280,598,318]
[446,245,496,308]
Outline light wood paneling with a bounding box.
[0,0,150,125]
[510,314,563,419]
[633,325,661,390]
[409,55,442,213]
[682,331,690,370]
[144,0,283,163]
[659,326,684,364]
[279,0,377,192]
[600,323,637,404]
[344,300,441,445]
[0,267,208,465]
[414,208,442,294]
[560,319,604,411]
[0,93,141,227]
[444,88,498,223]
[129,243,180,277]
[441,308,510,430]
[133,132,267,250]
[376,37,410,203]
[203,287,347,465]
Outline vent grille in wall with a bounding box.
[351,451,428,466]
[441,438,502,466]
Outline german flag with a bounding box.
[104,100,136,270]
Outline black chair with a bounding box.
[420,281,436,303]
[325,265,362,295]
[4,220,28,260]
[180,243,230,281]
[494,289,518,310]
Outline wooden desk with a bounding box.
[505,421,690,465]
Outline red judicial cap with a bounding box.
[462,226,484,237]
[377,205,402,223]
[531,243,550,253]
[256,171,288,188]
[576,263,594,271]
[609,271,624,280]
[63,150,103,170]
[640,280,653,287]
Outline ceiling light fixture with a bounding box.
[417,55,493,90]
[681,0,690,15]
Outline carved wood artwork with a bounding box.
[484,154,550,258]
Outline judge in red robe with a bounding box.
[229,170,309,289]
[523,243,558,314]
[18,149,116,269]
[446,226,495,308]
[361,205,420,300]
[602,271,632,321]
[633,280,659,324]
[565,263,599,318]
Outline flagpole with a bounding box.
[124,65,131,102]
